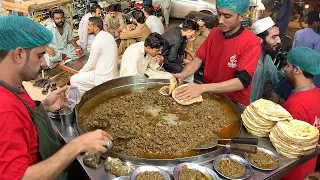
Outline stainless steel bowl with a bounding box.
[130,166,171,180]
[213,154,251,180]
[173,163,214,180]
[113,176,129,180]
[243,147,280,171]
[203,167,221,180]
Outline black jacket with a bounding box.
[161,27,186,74]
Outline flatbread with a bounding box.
[159,86,170,96]
[158,77,178,96]
[251,99,293,120]
[172,84,203,105]
[269,120,319,158]
[277,120,319,140]
[169,77,178,94]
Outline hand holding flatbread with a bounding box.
[158,77,178,96]
[172,84,203,105]
[159,79,203,105]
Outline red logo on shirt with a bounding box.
[228,55,237,68]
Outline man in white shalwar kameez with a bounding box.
[45,9,81,68]
[120,33,172,79]
[70,17,119,96]
[77,4,102,53]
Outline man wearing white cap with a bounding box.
[250,17,284,102]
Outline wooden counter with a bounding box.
[2,0,73,27]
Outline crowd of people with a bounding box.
[0,0,320,179]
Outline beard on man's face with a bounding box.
[55,21,64,27]
[262,41,280,56]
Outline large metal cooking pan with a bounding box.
[75,75,244,166]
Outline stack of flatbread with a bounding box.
[270,120,319,158]
[241,99,293,137]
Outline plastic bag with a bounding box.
[65,86,80,110]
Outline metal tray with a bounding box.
[130,166,171,180]
[243,147,280,171]
[75,76,244,166]
[173,163,214,180]
[213,154,251,180]
[113,176,129,180]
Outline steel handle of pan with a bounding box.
[219,137,259,145]
[223,144,258,153]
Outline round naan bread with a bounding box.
[172,84,203,105]
[251,99,293,120]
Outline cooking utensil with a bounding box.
[218,144,257,153]
[244,147,280,171]
[75,76,243,165]
[193,137,258,150]
[213,154,252,180]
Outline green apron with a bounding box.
[0,82,68,180]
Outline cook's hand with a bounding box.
[174,73,185,83]
[46,47,56,57]
[305,172,320,180]
[42,86,68,112]
[72,129,113,153]
[156,55,164,65]
[183,58,191,65]
[175,82,204,101]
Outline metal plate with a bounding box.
[243,147,280,171]
[130,166,171,180]
[173,163,213,180]
[203,167,221,180]
[113,176,129,180]
[213,154,251,180]
[75,76,243,166]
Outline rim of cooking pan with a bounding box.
[74,75,244,166]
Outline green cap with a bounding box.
[287,47,320,75]
[0,16,53,50]
[216,0,250,14]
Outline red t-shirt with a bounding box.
[196,28,261,106]
[0,86,40,180]
[280,87,320,180]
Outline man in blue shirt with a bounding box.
[293,11,320,52]
[270,11,320,104]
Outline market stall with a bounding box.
[51,76,320,180]
[1,0,73,27]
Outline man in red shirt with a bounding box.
[280,47,320,180]
[0,16,113,180]
[174,0,261,106]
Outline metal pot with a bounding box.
[75,76,243,166]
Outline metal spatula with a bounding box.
[192,137,258,151]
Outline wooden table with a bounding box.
[2,0,73,27]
